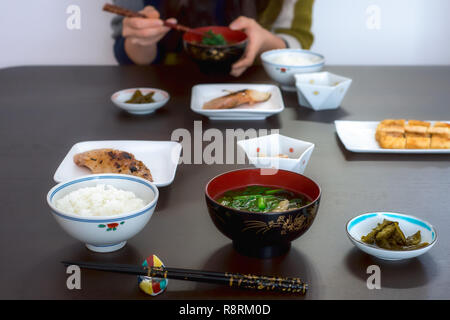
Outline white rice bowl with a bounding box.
[55,184,146,217]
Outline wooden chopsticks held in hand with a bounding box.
[102,3,205,37]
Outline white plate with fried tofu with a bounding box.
[335,120,450,153]
[53,141,182,187]
[190,84,284,120]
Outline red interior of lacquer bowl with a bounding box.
[183,26,247,45]
[206,169,321,203]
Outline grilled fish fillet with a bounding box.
[73,149,153,181]
[202,89,271,110]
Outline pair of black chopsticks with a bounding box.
[62,261,307,294]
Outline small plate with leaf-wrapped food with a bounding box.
[346,212,437,260]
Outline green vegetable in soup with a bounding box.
[126,90,155,104]
[202,30,227,46]
[216,185,310,213]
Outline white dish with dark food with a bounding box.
[335,120,450,153]
[346,212,437,260]
[47,174,159,253]
[53,140,182,187]
[111,88,169,115]
[261,49,325,91]
[237,134,314,174]
[190,84,284,120]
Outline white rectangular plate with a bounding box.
[335,120,450,153]
[53,140,182,187]
[191,84,284,120]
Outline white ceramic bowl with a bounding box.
[111,88,169,115]
[237,134,314,174]
[261,49,324,91]
[346,212,437,261]
[295,72,352,111]
[47,174,158,253]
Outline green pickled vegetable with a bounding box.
[126,90,155,104]
[361,219,429,251]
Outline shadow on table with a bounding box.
[282,90,351,124]
[335,134,450,162]
[24,242,144,299]
[186,243,318,299]
[344,247,437,290]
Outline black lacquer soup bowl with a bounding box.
[205,168,321,258]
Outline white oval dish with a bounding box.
[47,174,158,253]
[111,88,169,115]
[261,49,325,91]
[346,212,437,260]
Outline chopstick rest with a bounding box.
[137,255,168,296]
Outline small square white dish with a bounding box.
[190,84,284,120]
[53,140,182,187]
[295,72,352,111]
[237,134,314,174]
[335,120,450,153]
[346,212,437,260]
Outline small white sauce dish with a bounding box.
[237,134,314,174]
[47,174,158,253]
[295,72,352,111]
[111,88,169,115]
[346,212,437,261]
[261,49,324,91]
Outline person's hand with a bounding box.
[229,16,286,77]
[122,6,176,47]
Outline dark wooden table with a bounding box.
[0,64,449,299]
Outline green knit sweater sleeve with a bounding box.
[259,0,314,50]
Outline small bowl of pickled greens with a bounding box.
[183,26,247,73]
[111,88,170,115]
[346,212,437,260]
[205,168,321,258]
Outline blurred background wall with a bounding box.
[1,0,449,69]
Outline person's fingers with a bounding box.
[125,17,163,29]
[232,39,258,70]
[123,26,167,39]
[140,6,160,19]
[230,66,247,77]
[165,18,177,25]
[229,16,254,31]
[129,37,155,47]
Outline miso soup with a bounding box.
[215,185,311,213]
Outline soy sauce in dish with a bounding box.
[215,185,311,213]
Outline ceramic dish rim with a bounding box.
[261,49,325,69]
[237,133,315,161]
[295,72,353,89]
[182,25,248,48]
[345,211,438,253]
[47,173,159,222]
[111,87,170,108]
[191,83,285,114]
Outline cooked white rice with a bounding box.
[268,53,321,66]
[55,184,146,217]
